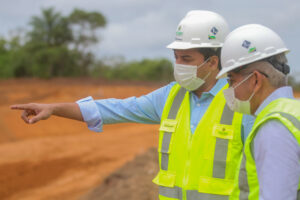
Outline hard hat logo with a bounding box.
[242,40,251,49]
[248,47,257,53]
[242,40,257,53]
[211,27,218,35]
[208,27,218,40]
[175,25,183,40]
[176,26,183,36]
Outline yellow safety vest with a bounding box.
[230,98,300,200]
[153,83,244,200]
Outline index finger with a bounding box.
[10,104,34,110]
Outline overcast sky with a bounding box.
[1,0,300,77]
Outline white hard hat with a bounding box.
[217,24,289,78]
[167,10,229,49]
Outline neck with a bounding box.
[251,86,276,115]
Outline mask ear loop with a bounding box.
[203,71,211,80]
[236,72,256,101]
[233,72,254,89]
[196,57,211,69]
[248,90,256,101]
[196,57,212,80]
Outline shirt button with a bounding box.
[196,103,200,107]
[191,125,194,129]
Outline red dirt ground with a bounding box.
[0,78,162,200]
[0,79,299,200]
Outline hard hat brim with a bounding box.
[216,68,232,79]
[167,41,222,50]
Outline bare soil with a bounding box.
[0,78,162,200]
[0,78,299,200]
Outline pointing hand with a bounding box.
[10,103,53,124]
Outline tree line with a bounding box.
[1,8,299,89]
[0,7,174,82]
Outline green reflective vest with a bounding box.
[230,98,300,200]
[153,83,244,200]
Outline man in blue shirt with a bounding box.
[11,10,254,199]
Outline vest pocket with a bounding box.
[198,176,234,195]
[204,124,234,162]
[160,119,178,133]
[202,124,235,181]
[153,170,176,187]
[212,124,234,140]
[159,119,178,154]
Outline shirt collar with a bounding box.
[191,78,227,100]
[210,78,228,96]
[194,78,227,96]
[254,86,294,116]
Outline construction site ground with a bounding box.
[0,78,299,200]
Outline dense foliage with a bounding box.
[0,7,174,82]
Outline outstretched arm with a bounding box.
[10,103,83,124]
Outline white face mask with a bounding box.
[223,73,255,115]
[174,58,211,91]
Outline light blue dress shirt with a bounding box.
[253,86,300,200]
[76,79,254,143]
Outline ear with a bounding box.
[252,70,266,93]
[207,56,219,70]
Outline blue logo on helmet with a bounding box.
[211,27,218,35]
[242,40,256,53]
[242,40,251,49]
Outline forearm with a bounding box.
[51,103,83,121]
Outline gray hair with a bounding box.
[238,53,289,88]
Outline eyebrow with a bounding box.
[174,52,193,58]
[181,55,193,59]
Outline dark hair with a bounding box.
[197,48,221,70]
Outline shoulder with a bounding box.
[254,119,300,155]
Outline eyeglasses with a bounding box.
[227,70,268,87]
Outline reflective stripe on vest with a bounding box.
[160,87,186,171]
[159,94,235,199]
[238,153,249,200]
[238,112,300,200]
[186,190,229,200]
[159,186,229,200]
[159,186,182,200]
[269,112,300,130]
[213,104,234,179]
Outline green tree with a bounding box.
[9,7,107,78]
[28,8,72,46]
[68,9,106,51]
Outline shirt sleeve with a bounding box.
[253,120,300,200]
[76,82,176,132]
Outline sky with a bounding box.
[0,0,300,78]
